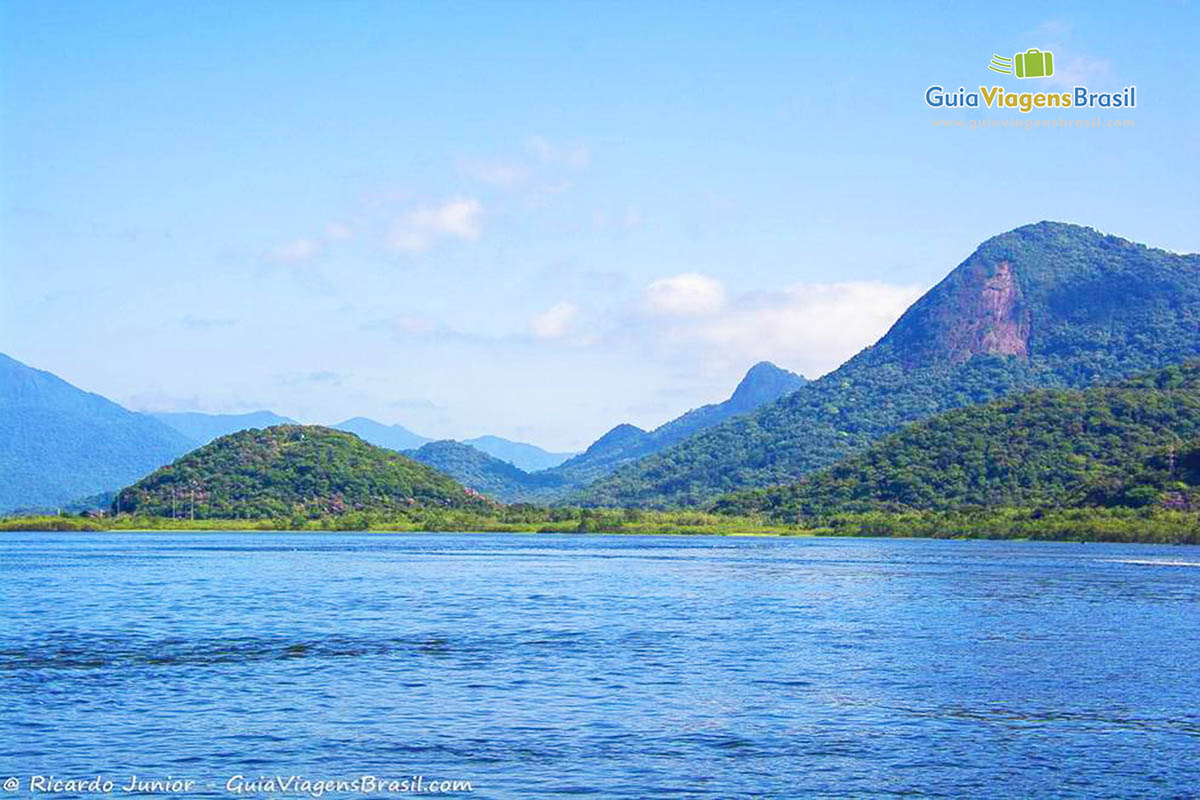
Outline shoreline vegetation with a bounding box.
[2,507,1197,544]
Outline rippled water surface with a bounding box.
[2,533,1198,798]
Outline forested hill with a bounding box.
[715,362,1200,518]
[114,425,487,519]
[577,222,1200,508]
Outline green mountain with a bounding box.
[550,423,653,485]
[578,222,1200,507]
[0,352,194,512]
[152,410,296,445]
[548,361,806,486]
[406,440,565,500]
[114,425,486,519]
[462,435,575,471]
[716,363,1200,518]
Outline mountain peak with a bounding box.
[727,362,808,412]
[584,423,648,455]
[876,222,1187,369]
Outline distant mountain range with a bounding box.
[1,349,792,510]
[331,419,575,472]
[0,353,193,512]
[546,361,808,487]
[460,435,575,472]
[152,410,297,445]
[403,361,808,502]
[0,355,576,512]
[332,417,431,452]
[578,222,1200,507]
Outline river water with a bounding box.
[2,532,1197,798]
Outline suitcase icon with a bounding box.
[1014,48,1054,79]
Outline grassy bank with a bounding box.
[0,508,805,536]
[2,506,1198,543]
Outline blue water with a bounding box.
[2,533,1198,798]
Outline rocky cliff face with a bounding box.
[943,260,1031,362]
[884,253,1033,367]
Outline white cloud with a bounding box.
[387,198,483,254]
[648,281,926,378]
[413,198,482,238]
[266,237,321,264]
[644,273,727,317]
[531,301,578,339]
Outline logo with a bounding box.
[989,49,1054,79]
[923,46,1136,114]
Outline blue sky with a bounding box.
[2,1,1197,450]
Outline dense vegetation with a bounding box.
[715,363,1200,519]
[114,425,489,519]
[0,352,194,513]
[5,506,1197,545]
[0,507,801,535]
[578,223,1200,507]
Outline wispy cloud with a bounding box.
[644,273,726,317]
[526,135,591,168]
[1022,18,1117,90]
[640,278,925,378]
[365,314,493,345]
[531,301,578,339]
[457,158,528,187]
[1029,19,1072,38]
[1048,54,1114,89]
[387,197,483,254]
